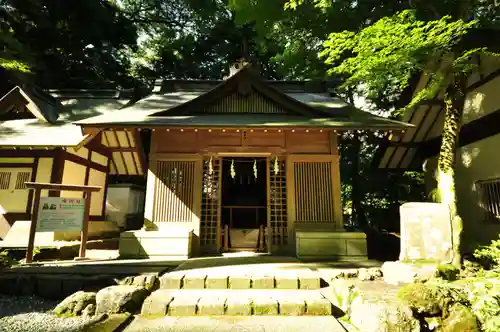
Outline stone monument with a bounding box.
[382,202,453,285]
[399,202,453,263]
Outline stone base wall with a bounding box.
[119,229,193,259]
[296,231,367,260]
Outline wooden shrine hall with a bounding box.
[75,61,411,259]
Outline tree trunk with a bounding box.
[436,73,467,268]
[351,135,367,229]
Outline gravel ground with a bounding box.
[0,295,96,332]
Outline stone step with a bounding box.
[125,316,345,332]
[141,289,334,317]
[159,271,322,290]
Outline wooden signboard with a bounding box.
[37,197,85,232]
[24,182,101,263]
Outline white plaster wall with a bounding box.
[60,160,86,198]
[35,158,53,199]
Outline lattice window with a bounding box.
[199,90,288,114]
[153,160,195,222]
[0,172,11,189]
[200,157,221,246]
[15,171,31,189]
[269,156,288,245]
[294,161,334,223]
[476,178,500,222]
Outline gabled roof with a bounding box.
[0,86,59,122]
[77,66,412,131]
[0,88,132,147]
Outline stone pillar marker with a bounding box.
[399,202,453,263]
[383,202,453,285]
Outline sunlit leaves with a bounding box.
[320,10,480,110]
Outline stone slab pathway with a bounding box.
[124,316,346,332]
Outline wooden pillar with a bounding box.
[25,188,41,263]
[330,132,344,230]
[79,191,92,258]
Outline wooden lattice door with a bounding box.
[287,155,341,227]
[268,156,288,251]
[152,160,200,223]
[200,156,222,253]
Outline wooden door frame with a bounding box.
[215,153,273,253]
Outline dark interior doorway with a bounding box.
[221,157,267,249]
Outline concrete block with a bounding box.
[278,298,306,316]
[229,276,250,289]
[299,276,320,290]
[205,275,228,289]
[182,274,206,289]
[167,297,199,316]
[251,275,274,289]
[252,297,278,315]
[197,297,226,315]
[225,297,252,316]
[305,298,333,316]
[141,292,173,316]
[276,276,298,289]
[346,239,368,256]
[160,273,185,290]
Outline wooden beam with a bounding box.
[25,182,101,192]
[0,162,35,168]
[0,149,53,158]
[132,129,147,174]
[49,148,64,197]
[100,157,111,217]
[26,158,38,215]
[62,150,107,173]
[74,129,102,152]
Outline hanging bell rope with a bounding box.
[253,159,258,179]
[230,159,236,179]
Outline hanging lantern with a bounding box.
[208,156,213,175]
[230,159,236,179]
[253,159,258,179]
[273,156,279,175]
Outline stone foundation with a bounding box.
[119,229,193,259]
[296,231,367,260]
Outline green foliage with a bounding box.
[0,250,19,268]
[473,235,500,269]
[463,278,500,332]
[320,10,478,109]
[1,0,138,87]
[437,263,460,281]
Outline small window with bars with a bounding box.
[15,171,31,189]
[476,178,500,222]
[0,172,11,189]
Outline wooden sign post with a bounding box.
[24,182,101,264]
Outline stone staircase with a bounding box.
[140,269,335,317]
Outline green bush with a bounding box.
[464,278,500,332]
[0,250,19,268]
[473,236,500,269]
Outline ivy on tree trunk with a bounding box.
[437,72,467,268]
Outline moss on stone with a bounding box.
[397,283,441,315]
[437,264,460,281]
[441,304,479,332]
